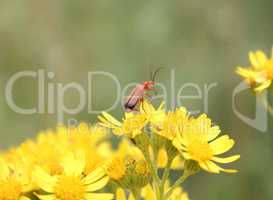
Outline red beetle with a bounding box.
[124,68,162,112]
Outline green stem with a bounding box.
[159,158,172,197]
[134,133,163,199]
[161,163,171,187]
[164,172,191,199]
[143,147,161,200]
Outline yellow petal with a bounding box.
[256,50,268,66]
[85,176,109,192]
[254,80,271,92]
[101,112,122,127]
[19,196,31,200]
[84,193,114,200]
[170,155,184,170]
[201,160,238,174]
[219,168,238,173]
[140,100,155,114]
[236,67,251,78]
[249,51,259,67]
[35,194,56,200]
[207,126,221,141]
[83,167,105,184]
[212,155,240,163]
[128,194,136,200]
[209,160,239,173]
[209,135,234,155]
[33,166,57,193]
[62,152,85,176]
[113,128,124,136]
[157,148,168,168]
[116,188,126,200]
[98,117,117,129]
[182,152,192,160]
[199,161,220,173]
[142,184,156,200]
[0,158,9,180]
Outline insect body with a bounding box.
[124,81,155,111]
[124,68,162,112]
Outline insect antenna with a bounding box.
[152,67,164,82]
[149,64,154,80]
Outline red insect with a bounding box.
[124,68,162,112]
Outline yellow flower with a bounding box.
[4,123,112,177]
[236,46,273,92]
[98,112,147,138]
[156,108,189,141]
[167,187,190,200]
[115,183,190,200]
[105,156,126,181]
[0,159,31,200]
[142,183,190,200]
[105,153,151,189]
[140,100,166,126]
[34,152,113,200]
[173,114,240,173]
[115,188,135,200]
[156,148,184,169]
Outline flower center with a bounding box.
[187,136,213,162]
[123,115,146,134]
[0,179,22,200]
[106,157,126,181]
[55,175,85,200]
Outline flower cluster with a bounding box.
[0,100,239,200]
[0,124,114,200]
[236,46,273,93]
[99,100,240,199]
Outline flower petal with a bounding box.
[201,160,238,173]
[85,176,109,192]
[116,188,126,200]
[254,80,272,93]
[33,166,57,193]
[35,194,56,200]
[0,158,9,180]
[211,161,239,173]
[207,126,221,141]
[83,167,105,184]
[199,161,220,173]
[256,50,268,66]
[209,135,235,155]
[19,196,31,200]
[249,51,259,68]
[101,112,122,127]
[84,193,114,200]
[62,152,85,176]
[212,155,240,164]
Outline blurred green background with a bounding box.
[0,0,273,199]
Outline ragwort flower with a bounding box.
[98,112,147,138]
[236,46,273,92]
[34,152,113,200]
[0,159,31,200]
[173,114,240,173]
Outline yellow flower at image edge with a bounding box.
[98,112,147,138]
[236,46,273,92]
[115,184,190,200]
[173,114,240,173]
[34,153,113,200]
[0,159,31,200]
